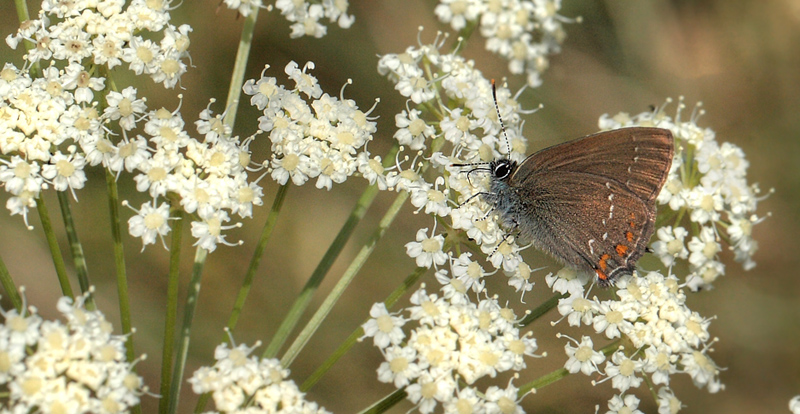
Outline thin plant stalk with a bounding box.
[35,197,73,299]
[223,6,259,129]
[0,254,22,311]
[225,184,289,335]
[167,246,208,414]
[158,208,184,414]
[105,169,135,362]
[262,143,400,359]
[280,188,410,367]
[56,190,94,310]
[262,180,382,359]
[357,389,408,414]
[300,266,428,391]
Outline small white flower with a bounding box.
[604,351,644,392]
[127,200,172,248]
[361,303,406,349]
[651,226,689,267]
[405,228,448,269]
[563,335,606,376]
[605,393,644,414]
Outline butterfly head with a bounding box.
[489,158,517,181]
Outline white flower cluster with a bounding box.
[379,36,537,294]
[222,0,264,17]
[7,0,191,89]
[245,61,379,190]
[189,342,330,414]
[554,271,721,413]
[599,98,765,290]
[220,0,354,35]
[0,57,264,251]
[0,294,146,413]
[434,0,572,87]
[362,287,538,414]
[274,0,354,38]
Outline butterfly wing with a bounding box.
[508,127,673,285]
[515,127,674,203]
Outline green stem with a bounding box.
[168,247,208,414]
[13,0,29,22]
[192,184,288,414]
[263,182,381,359]
[105,170,135,362]
[35,197,73,299]
[158,208,184,414]
[518,337,622,396]
[223,6,259,129]
[518,367,569,395]
[281,189,410,367]
[226,184,289,335]
[518,292,566,327]
[357,388,408,414]
[56,191,94,310]
[262,144,400,359]
[0,254,22,311]
[300,266,427,391]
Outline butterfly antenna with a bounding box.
[491,79,513,157]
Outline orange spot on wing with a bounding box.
[616,244,629,256]
[598,254,610,271]
[625,231,634,242]
[595,268,608,281]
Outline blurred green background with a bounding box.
[1,0,798,413]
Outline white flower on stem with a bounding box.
[657,387,683,414]
[61,62,105,103]
[111,135,151,173]
[41,151,87,195]
[545,267,589,296]
[405,228,448,269]
[103,86,148,131]
[449,252,487,294]
[0,156,44,196]
[557,292,596,327]
[687,227,721,269]
[394,108,435,151]
[484,382,524,414]
[563,335,606,376]
[126,200,172,249]
[405,371,456,414]
[603,351,644,393]
[361,303,406,349]
[643,345,678,386]
[376,345,421,387]
[681,349,724,393]
[651,226,689,267]
[605,394,644,414]
[222,0,264,17]
[190,210,242,253]
[593,299,636,339]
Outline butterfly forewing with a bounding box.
[511,127,674,203]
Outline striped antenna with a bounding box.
[490,79,513,157]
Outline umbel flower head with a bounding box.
[189,341,330,414]
[434,0,575,87]
[0,292,147,413]
[362,286,538,414]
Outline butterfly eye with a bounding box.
[492,160,513,179]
